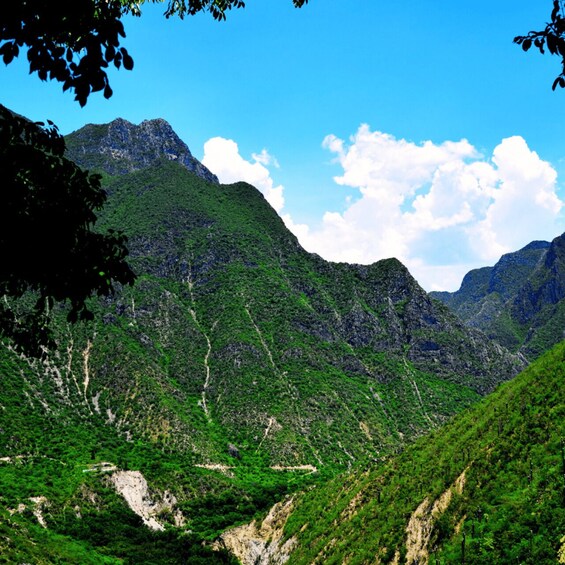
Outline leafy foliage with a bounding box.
[0,0,308,106]
[0,1,133,106]
[514,0,565,90]
[0,106,135,355]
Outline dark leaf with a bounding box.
[552,0,560,22]
[547,33,558,54]
[122,50,134,71]
[105,44,116,62]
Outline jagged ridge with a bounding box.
[0,116,531,562]
[431,234,565,357]
[65,117,219,183]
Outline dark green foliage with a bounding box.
[0,0,309,106]
[0,0,130,105]
[0,106,134,355]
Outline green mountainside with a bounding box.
[0,118,528,562]
[236,340,564,565]
[431,236,565,358]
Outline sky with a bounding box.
[2,1,565,291]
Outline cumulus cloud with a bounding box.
[296,126,563,290]
[201,127,563,291]
[202,137,285,212]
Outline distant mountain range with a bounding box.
[0,116,548,563]
[431,234,565,358]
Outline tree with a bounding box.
[0,1,309,106]
[0,106,135,355]
[514,0,565,90]
[0,0,308,354]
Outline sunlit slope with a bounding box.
[281,340,565,564]
[74,157,523,467]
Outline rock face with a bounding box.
[108,470,183,531]
[65,117,219,183]
[431,235,565,357]
[214,497,297,565]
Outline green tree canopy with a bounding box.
[0,106,135,355]
[0,0,308,106]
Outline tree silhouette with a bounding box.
[1,0,309,106]
[0,0,308,354]
[514,0,565,90]
[0,106,135,355]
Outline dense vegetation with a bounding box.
[0,118,531,562]
[281,340,565,564]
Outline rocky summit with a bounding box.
[431,233,565,358]
[65,117,219,182]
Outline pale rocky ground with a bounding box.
[213,496,297,565]
[109,470,184,530]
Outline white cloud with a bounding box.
[201,128,564,292]
[252,148,280,168]
[202,137,285,212]
[296,126,563,290]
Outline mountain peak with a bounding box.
[65,117,218,183]
[430,232,565,357]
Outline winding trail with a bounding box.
[82,338,94,413]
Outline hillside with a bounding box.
[431,235,565,358]
[227,340,565,564]
[0,117,526,561]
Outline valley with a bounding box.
[0,117,562,564]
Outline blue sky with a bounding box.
[2,1,565,290]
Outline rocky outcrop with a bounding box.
[405,470,466,564]
[65,117,218,182]
[431,234,565,357]
[108,470,184,531]
[213,497,297,565]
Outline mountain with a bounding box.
[0,117,525,561]
[222,340,565,564]
[431,235,565,358]
[65,117,219,183]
